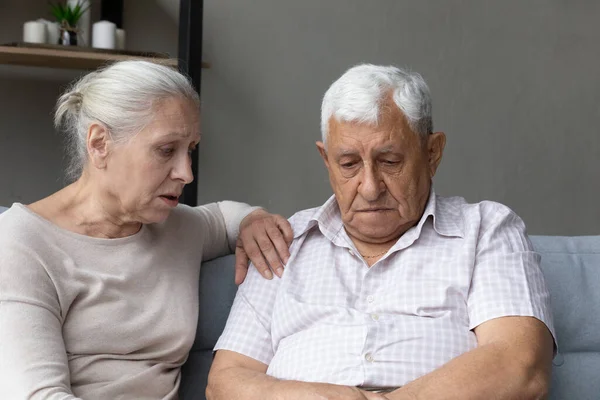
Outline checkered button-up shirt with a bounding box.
[215,190,555,388]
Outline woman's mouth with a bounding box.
[159,195,179,206]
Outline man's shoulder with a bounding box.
[287,205,322,238]
[438,195,519,218]
[436,194,526,235]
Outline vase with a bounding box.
[59,28,78,46]
[67,0,90,46]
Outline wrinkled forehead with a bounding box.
[327,109,419,152]
[144,98,201,140]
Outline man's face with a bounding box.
[317,103,445,245]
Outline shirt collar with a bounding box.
[416,188,465,239]
[294,187,465,242]
[292,194,343,242]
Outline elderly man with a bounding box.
[207,64,556,399]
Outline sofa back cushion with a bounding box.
[179,254,237,400]
[530,235,600,400]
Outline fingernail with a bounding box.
[264,269,273,279]
[275,267,284,277]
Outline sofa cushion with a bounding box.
[180,254,237,399]
[530,235,600,400]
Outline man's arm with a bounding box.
[385,315,553,400]
[386,202,555,400]
[207,350,387,400]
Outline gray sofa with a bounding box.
[1,206,598,399]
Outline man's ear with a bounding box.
[87,123,111,170]
[316,141,330,169]
[427,131,446,177]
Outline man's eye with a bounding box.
[381,160,399,166]
[340,162,357,168]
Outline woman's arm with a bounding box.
[0,245,82,400]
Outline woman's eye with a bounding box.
[159,147,174,157]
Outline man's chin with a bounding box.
[347,223,404,243]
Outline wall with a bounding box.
[1,1,598,236]
[198,0,600,235]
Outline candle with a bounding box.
[23,21,47,44]
[92,20,116,49]
[115,28,126,50]
[45,21,61,45]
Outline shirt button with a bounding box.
[348,249,355,257]
[371,314,379,321]
[365,353,374,362]
[367,295,375,303]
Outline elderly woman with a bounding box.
[0,61,292,399]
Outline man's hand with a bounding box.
[235,209,293,284]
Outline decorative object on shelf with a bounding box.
[23,21,47,44]
[67,0,91,46]
[92,20,116,49]
[49,1,91,46]
[115,28,126,50]
[42,20,61,45]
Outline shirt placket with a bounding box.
[348,253,381,384]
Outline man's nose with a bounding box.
[357,164,384,202]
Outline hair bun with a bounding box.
[68,91,84,110]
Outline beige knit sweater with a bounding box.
[0,201,254,400]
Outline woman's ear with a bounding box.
[87,123,111,170]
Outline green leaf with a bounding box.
[48,1,91,26]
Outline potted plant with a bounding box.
[49,1,90,46]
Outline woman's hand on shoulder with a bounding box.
[235,209,293,284]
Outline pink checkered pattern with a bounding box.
[215,190,555,388]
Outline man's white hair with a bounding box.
[320,64,433,146]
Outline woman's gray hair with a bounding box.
[54,60,200,181]
[320,64,433,146]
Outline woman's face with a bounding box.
[103,97,200,224]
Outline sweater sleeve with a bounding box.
[0,243,82,400]
[194,201,260,261]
